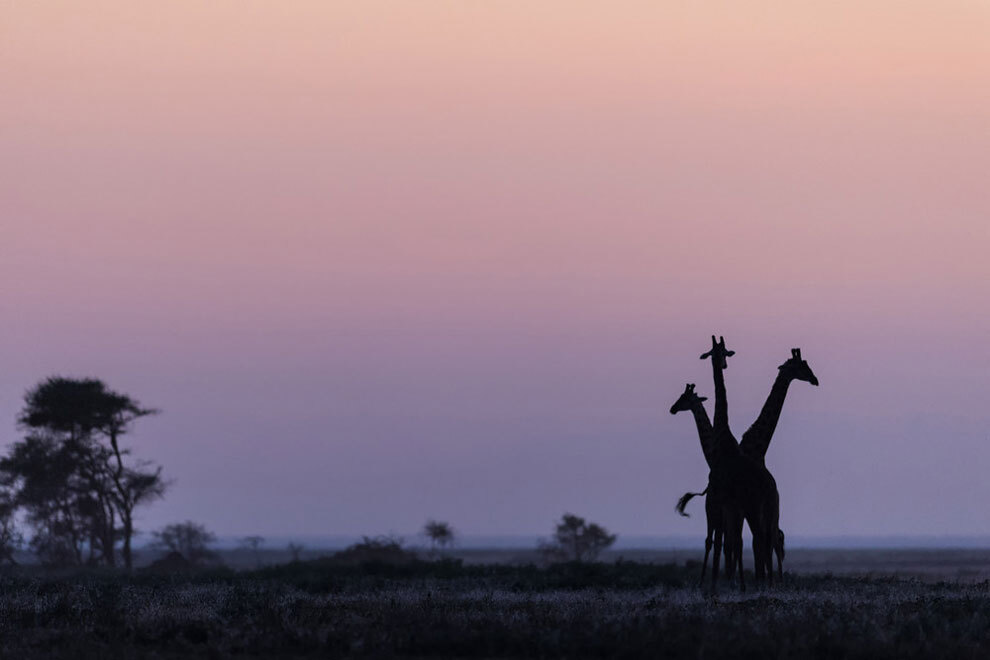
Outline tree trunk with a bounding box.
[105,502,117,567]
[122,512,133,570]
[108,427,136,570]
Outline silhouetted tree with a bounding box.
[540,513,617,562]
[85,383,165,570]
[152,521,217,566]
[0,434,92,565]
[423,520,455,556]
[240,535,265,567]
[287,542,304,562]
[0,377,166,568]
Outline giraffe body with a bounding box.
[701,336,780,591]
[670,384,743,587]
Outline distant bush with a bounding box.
[330,535,417,565]
[423,520,455,556]
[239,535,265,568]
[151,521,218,566]
[286,542,304,562]
[539,513,617,563]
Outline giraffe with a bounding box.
[700,335,780,589]
[699,336,747,589]
[669,383,742,587]
[672,383,787,583]
[739,348,819,463]
[736,347,816,580]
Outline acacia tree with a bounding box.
[287,542,304,562]
[423,520,455,557]
[1,377,167,568]
[0,434,89,565]
[540,513,617,563]
[152,521,217,566]
[240,535,265,567]
[87,386,165,570]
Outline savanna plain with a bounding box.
[4,547,990,659]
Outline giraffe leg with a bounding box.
[765,506,779,588]
[724,539,735,583]
[699,533,712,589]
[724,519,737,588]
[768,541,775,586]
[776,529,785,581]
[750,537,759,586]
[752,527,765,587]
[736,529,745,593]
[766,526,776,588]
[711,529,723,595]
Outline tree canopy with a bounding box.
[0,376,166,568]
[423,520,455,555]
[541,513,617,563]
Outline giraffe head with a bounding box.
[778,348,819,386]
[669,383,707,415]
[699,335,735,369]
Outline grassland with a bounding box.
[1,558,990,658]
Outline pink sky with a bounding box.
[2,1,989,539]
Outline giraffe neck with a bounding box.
[711,358,728,433]
[688,400,716,468]
[712,422,739,466]
[741,370,794,460]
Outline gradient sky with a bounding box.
[2,1,989,540]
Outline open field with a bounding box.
[593,548,990,583]
[209,546,990,582]
[3,557,990,658]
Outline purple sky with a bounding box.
[1,2,989,540]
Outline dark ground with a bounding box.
[214,545,990,582]
[3,555,990,659]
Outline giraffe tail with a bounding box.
[776,529,786,560]
[675,486,708,517]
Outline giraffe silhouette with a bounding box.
[669,383,742,587]
[736,347,816,578]
[676,346,816,581]
[699,335,779,590]
[672,383,787,584]
[739,348,819,463]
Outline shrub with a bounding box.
[539,513,617,562]
[331,535,417,565]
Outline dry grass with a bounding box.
[0,562,988,658]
